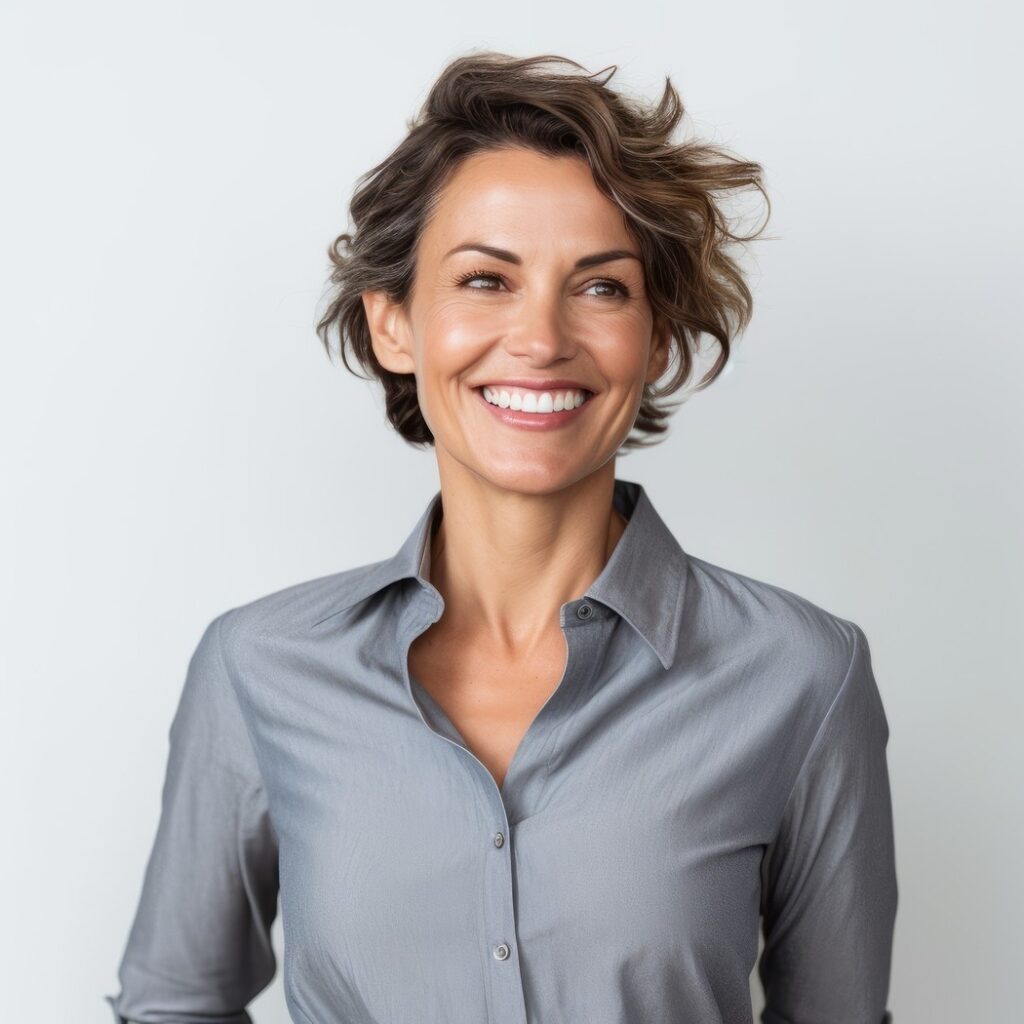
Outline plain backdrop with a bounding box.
[2,1,1020,1021]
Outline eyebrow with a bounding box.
[443,243,642,271]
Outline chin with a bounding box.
[461,455,611,498]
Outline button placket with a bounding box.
[481,803,527,1020]
[477,600,606,1023]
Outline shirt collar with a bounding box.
[321,477,689,670]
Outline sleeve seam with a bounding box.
[213,609,269,798]
[766,619,863,851]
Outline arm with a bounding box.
[759,621,898,1024]
[104,612,280,1024]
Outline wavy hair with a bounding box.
[315,50,770,450]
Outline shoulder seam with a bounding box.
[212,609,268,794]
[767,620,863,850]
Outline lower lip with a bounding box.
[474,388,594,430]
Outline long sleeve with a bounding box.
[758,621,898,1024]
[104,612,280,1024]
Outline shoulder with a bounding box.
[211,559,397,663]
[683,552,865,714]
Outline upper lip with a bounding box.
[475,379,594,392]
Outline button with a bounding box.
[494,831,504,848]
[493,943,510,960]
[576,602,594,620]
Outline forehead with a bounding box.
[420,146,632,253]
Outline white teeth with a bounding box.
[481,386,589,414]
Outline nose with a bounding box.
[504,289,576,364]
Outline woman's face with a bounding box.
[366,145,670,495]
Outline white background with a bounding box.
[2,2,1020,1021]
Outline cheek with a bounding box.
[418,303,497,372]
[586,320,653,386]
[413,307,492,427]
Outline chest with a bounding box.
[407,624,569,791]
[268,688,767,1024]
[253,625,784,1020]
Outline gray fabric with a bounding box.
[105,477,897,1024]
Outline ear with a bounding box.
[362,290,416,376]
[644,314,672,385]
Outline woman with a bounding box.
[106,52,897,1024]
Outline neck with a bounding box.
[427,458,627,655]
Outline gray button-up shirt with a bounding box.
[105,477,897,1024]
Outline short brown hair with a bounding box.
[315,50,769,450]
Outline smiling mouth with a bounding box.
[474,385,595,415]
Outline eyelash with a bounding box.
[453,269,631,299]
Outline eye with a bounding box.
[584,278,630,299]
[454,269,505,291]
